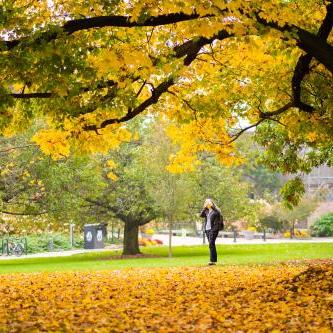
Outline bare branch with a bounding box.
[6,79,119,99]
[0,210,48,216]
[0,144,36,154]
[84,78,174,131]
[135,80,147,98]
[229,119,265,144]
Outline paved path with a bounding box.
[0,245,122,260]
[152,234,333,246]
[0,236,332,260]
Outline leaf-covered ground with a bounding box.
[0,261,332,332]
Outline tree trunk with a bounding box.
[123,220,141,255]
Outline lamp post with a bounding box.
[233,227,237,243]
[69,223,75,248]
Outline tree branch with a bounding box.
[83,78,174,131]
[259,102,294,118]
[0,144,36,154]
[174,29,232,65]
[291,1,333,112]
[254,3,333,76]
[254,2,333,114]
[291,54,314,112]
[296,28,333,75]
[0,210,48,216]
[229,119,265,144]
[6,79,120,99]
[2,12,213,50]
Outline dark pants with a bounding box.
[205,230,219,262]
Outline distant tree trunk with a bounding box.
[291,220,295,239]
[123,220,140,255]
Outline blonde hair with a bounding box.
[205,198,221,213]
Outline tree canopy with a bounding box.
[1,0,332,203]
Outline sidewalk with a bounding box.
[152,234,333,246]
[0,245,122,260]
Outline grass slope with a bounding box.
[0,243,332,274]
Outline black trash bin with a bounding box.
[84,224,106,249]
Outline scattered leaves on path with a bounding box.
[0,261,332,332]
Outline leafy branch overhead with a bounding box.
[0,0,332,195]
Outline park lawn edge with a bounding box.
[0,243,332,274]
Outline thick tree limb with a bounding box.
[174,30,232,65]
[291,1,333,112]
[296,28,333,75]
[259,102,295,118]
[3,6,333,74]
[291,54,314,112]
[253,1,333,114]
[254,3,333,76]
[8,92,55,99]
[2,12,212,50]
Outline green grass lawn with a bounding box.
[0,242,332,274]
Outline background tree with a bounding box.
[139,120,255,228]
[138,120,201,256]
[272,196,318,238]
[236,134,283,200]
[82,143,161,255]
[0,124,160,254]
[0,126,103,222]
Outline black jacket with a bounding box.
[200,208,223,232]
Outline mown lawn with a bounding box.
[0,242,332,274]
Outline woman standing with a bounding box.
[200,198,223,265]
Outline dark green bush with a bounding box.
[0,234,72,254]
[310,213,333,237]
[25,233,73,253]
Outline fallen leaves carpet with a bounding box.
[0,261,332,332]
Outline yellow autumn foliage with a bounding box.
[2,0,332,175]
[0,262,332,332]
[106,159,118,181]
[31,122,132,159]
[32,129,70,160]
[165,118,241,173]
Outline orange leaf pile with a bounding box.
[0,262,332,332]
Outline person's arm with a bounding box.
[200,208,207,218]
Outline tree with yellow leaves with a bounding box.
[0,0,332,204]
